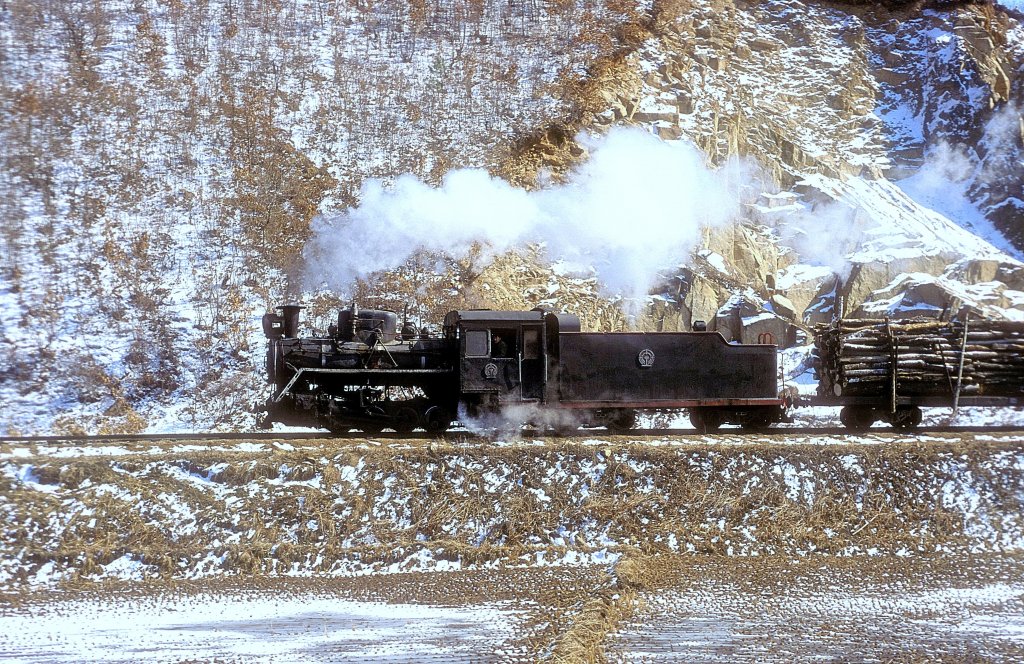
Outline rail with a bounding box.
[2,424,1024,445]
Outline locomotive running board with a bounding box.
[273,366,450,403]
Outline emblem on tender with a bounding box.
[637,349,655,368]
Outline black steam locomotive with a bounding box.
[259,304,787,433]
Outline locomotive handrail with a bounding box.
[273,364,306,403]
[366,337,400,369]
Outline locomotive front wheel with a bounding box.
[423,406,452,434]
[359,421,385,434]
[392,406,420,434]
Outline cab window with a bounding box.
[465,329,489,357]
[523,328,541,360]
[490,328,516,358]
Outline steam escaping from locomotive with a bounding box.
[304,127,749,302]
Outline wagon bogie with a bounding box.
[689,405,783,432]
[888,405,923,430]
[839,406,875,430]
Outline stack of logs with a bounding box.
[813,318,1024,398]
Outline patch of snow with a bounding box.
[0,594,525,662]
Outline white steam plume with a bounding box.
[775,198,864,281]
[304,127,747,301]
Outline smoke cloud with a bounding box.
[304,127,749,301]
[774,197,864,281]
[896,102,1024,260]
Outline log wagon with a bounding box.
[810,316,1024,428]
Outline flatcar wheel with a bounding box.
[689,409,721,433]
[839,406,874,431]
[392,406,419,434]
[891,405,922,430]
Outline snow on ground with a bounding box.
[799,173,1013,265]
[608,560,1024,662]
[0,593,526,663]
[898,150,1024,261]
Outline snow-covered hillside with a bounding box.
[0,0,625,433]
[1,0,1022,433]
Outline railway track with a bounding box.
[1,425,1022,446]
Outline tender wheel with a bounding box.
[739,414,773,431]
[839,406,874,430]
[552,423,578,437]
[689,408,721,433]
[392,406,419,434]
[606,410,636,433]
[890,405,922,430]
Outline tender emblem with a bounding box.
[637,349,655,368]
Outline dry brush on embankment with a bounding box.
[1,437,1023,591]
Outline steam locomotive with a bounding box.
[259,303,787,433]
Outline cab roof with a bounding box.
[443,309,581,333]
[446,310,546,323]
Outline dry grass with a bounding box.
[548,585,636,663]
[3,435,1023,657]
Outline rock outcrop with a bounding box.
[581,0,1024,340]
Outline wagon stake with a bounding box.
[953,312,970,417]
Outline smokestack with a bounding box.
[279,305,303,338]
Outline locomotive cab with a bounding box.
[446,309,564,408]
[445,308,587,426]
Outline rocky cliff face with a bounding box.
[487,0,1024,343]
